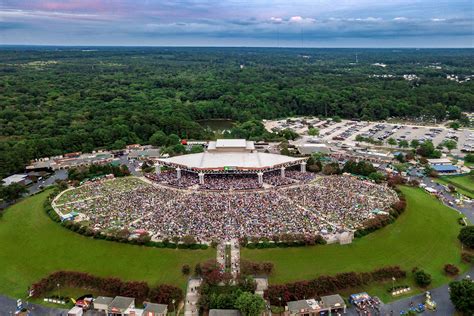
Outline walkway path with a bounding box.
[230,239,240,278]
[184,278,202,316]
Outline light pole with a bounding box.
[57,283,60,299]
[172,299,176,315]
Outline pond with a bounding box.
[198,119,235,132]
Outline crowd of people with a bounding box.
[145,168,314,189]
[284,176,398,230]
[56,174,399,242]
[200,174,262,190]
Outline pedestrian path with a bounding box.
[230,239,240,278]
[184,278,202,316]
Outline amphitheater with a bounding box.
[52,140,399,243]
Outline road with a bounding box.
[0,295,67,315]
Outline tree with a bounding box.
[181,265,191,275]
[234,292,265,316]
[387,138,397,147]
[413,269,432,287]
[149,131,168,147]
[332,115,342,123]
[449,121,461,130]
[369,172,385,183]
[449,279,474,315]
[410,139,420,149]
[167,134,181,146]
[442,139,457,152]
[0,183,28,202]
[465,154,474,163]
[322,163,340,175]
[190,145,204,153]
[398,140,409,148]
[458,226,474,249]
[447,106,462,120]
[308,128,319,136]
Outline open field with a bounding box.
[434,174,474,199]
[0,190,214,299]
[242,186,469,302]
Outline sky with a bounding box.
[0,0,472,47]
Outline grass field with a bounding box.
[0,190,214,299]
[242,186,469,301]
[434,174,474,199]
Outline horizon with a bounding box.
[1,0,472,47]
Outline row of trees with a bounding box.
[264,266,406,305]
[30,271,183,309]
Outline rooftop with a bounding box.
[209,309,241,316]
[143,302,168,313]
[94,296,114,306]
[2,174,28,186]
[287,299,321,312]
[109,296,134,311]
[157,151,305,171]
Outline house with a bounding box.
[93,296,114,312]
[143,302,168,316]
[109,296,135,315]
[108,296,135,315]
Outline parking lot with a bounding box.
[264,117,474,156]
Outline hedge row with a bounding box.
[264,266,406,305]
[44,196,208,250]
[242,235,326,249]
[30,271,183,308]
[240,260,274,276]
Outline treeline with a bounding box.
[264,266,407,305]
[1,48,473,177]
[68,164,130,182]
[30,271,183,308]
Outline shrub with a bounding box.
[444,264,460,276]
[182,265,191,275]
[461,252,473,263]
[413,269,432,287]
[458,226,474,249]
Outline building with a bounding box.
[209,310,241,316]
[143,302,168,316]
[93,296,114,312]
[287,294,346,315]
[297,144,330,155]
[426,158,452,166]
[1,174,31,186]
[128,148,161,161]
[109,296,135,315]
[156,139,308,185]
[432,164,459,175]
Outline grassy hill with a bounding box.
[0,190,214,298]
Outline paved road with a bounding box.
[0,295,68,315]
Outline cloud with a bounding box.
[0,0,472,46]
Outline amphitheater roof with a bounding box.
[157,151,306,172]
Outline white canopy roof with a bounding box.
[157,152,305,171]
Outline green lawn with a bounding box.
[242,186,469,301]
[0,190,214,299]
[434,174,474,199]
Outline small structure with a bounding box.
[320,294,347,313]
[209,310,241,316]
[67,306,83,316]
[109,296,135,315]
[432,165,459,174]
[297,143,330,155]
[93,296,114,312]
[287,298,321,315]
[427,158,452,166]
[1,174,30,186]
[143,302,168,316]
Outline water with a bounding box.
[198,119,235,132]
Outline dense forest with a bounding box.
[0,47,473,177]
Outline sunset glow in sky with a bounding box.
[0,0,472,47]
